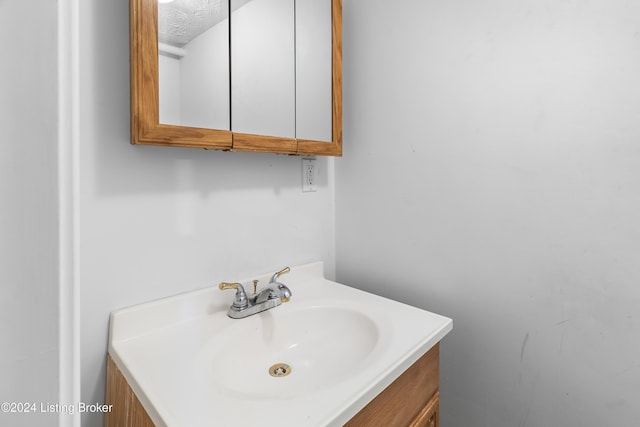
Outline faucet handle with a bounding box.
[269,266,290,283]
[218,282,248,310]
[219,282,242,291]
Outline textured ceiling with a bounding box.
[158,0,252,47]
[158,0,227,47]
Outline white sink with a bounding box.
[109,262,452,426]
[205,305,381,399]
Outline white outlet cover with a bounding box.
[302,158,317,192]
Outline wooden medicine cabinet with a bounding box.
[130,0,342,156]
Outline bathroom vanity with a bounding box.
[105,263,451,426]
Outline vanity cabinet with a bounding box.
[344,344,440,427]
[105,356,154,427]
[104,343,441,427]
[130,0,342,156]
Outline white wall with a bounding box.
[0,1,60,426]
[78,1,334,426]
[7,1,640,426]
[336,0,640,426]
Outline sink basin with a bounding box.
[109,262,452,426]
[203,305,380,399]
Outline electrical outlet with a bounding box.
[302,158,317,192]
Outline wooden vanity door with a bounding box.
[409,392,439,427]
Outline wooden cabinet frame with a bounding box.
[130,0,342,156]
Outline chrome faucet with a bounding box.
[219,267,292,319]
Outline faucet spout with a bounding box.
[254,282,292,304]
[258,266,291,303]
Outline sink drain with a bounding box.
[269,363,292,377]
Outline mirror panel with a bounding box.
[231,0,295,138]
[296,0,332,142]
[158,0,230,130]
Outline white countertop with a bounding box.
[109,262,452,426]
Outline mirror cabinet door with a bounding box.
[294,0,342,155]
[131,0,232,148]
